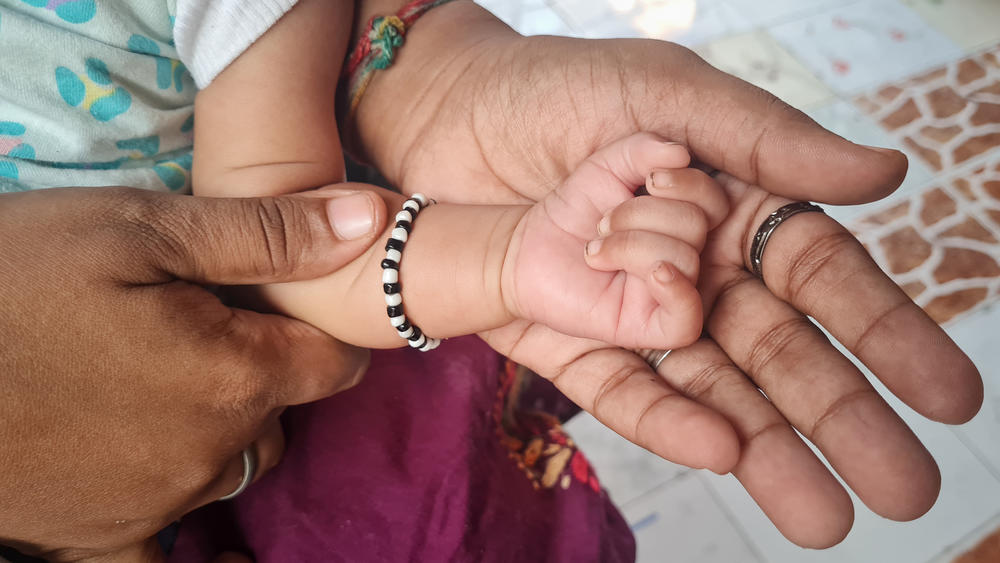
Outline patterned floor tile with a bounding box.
[851,155,1000,324]
[900,0,1000,53]
[854,45,1000,175]
[769,0,963,95]
[624,472,763,563]
[694,30,835,110]
[562,412,689,506]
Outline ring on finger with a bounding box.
[638,348,672,371]
[749,202,825,279]
[219,447,257,501]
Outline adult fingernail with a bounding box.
[862,144,900,156]
[597,214,612,237]
[652,262,675,284]
[327,193,376,240]
[586,238,603,256]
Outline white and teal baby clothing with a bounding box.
[0,0,298,193]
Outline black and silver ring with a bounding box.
[749,202,825,279]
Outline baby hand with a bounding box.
[501,133,729,349]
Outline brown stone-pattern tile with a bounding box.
[953,525,1000,563]
[880,226,932,274]
[859,201,910,226]
[921,188,956,225]
[852,155,1000,325]
[924,288,989,323]
[855,44,1000,172]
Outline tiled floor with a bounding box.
[474,0,1000,561]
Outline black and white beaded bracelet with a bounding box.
[381,193,441,352]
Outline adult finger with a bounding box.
[651,48,908,204]
[204,418,286,505]
[661,339,854,549]
[705,265,941,521]
[219,308,370,408]
[480,321,740,474]
[117,185,386,285]
[741,191,983,424]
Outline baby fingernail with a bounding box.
[650,170,672,189]
[653,262,675,283]
[586,238,603,256]
[597,214,611,236]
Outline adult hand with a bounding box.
[350,0,982,547]
[483,174,982,548]
[0,186,386,561]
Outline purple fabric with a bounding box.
[170,336,635,562]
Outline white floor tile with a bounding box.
[624,471,764,563]
[769,0,964,95]
[900,0,1000,53]
[927,512,1000,563]
[694,30,835,110]
[725,0,845,29]
[549,0,751,46]
[806,100,934,226]
[943,304,1000,480]
[564,412,689,506]
[474,0,573,36]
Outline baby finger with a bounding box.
[585,230,700,284]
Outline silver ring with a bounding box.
[749,202,825,278]
[219,448,256,501]
[639,349,672,371]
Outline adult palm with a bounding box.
[349,2,982,548]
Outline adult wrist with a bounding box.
[344,1,518,175]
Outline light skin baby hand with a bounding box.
[501,133,729,350]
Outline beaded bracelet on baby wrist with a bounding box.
[382,193,441,352]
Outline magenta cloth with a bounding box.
[169,336,635,562]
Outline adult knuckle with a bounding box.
[109,189,193,267]
[781,228,861,308]
[243,197,311,278]
[204,340,273,418]
[809,388,881,440]
[745,316,817,380]
[679,358,735,400]
[592,363,644,416]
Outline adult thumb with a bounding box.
[149,186,387,285]
[663,50,908,205]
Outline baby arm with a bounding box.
[192,0,727,350]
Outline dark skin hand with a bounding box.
[349,0,983,547]
[0,186,386,562]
